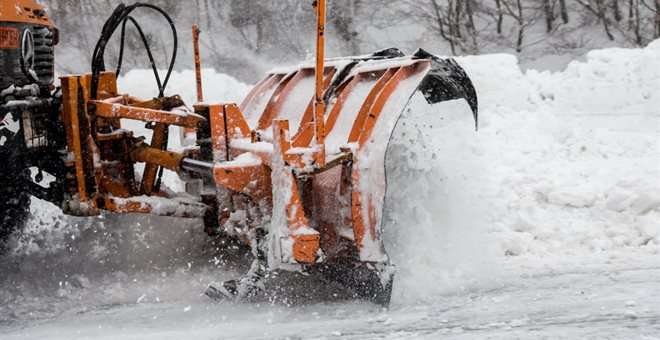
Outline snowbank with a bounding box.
[117,69,250,107]
[458,39,660,256]
[385,39,660,303]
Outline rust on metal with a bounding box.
[0,27,19,49]
[0,0,54,27]
[103,196,208,219]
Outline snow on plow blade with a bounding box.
[206,49,478,303]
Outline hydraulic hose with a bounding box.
[90,3,178,100]
[90,3,180,194]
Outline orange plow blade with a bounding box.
[204,48,478,305]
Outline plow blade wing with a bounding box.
[338,52,478,263]
[414,49,479,128]
[216,48,478,283]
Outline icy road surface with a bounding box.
[2,255,660,339]
[2,41,659,339]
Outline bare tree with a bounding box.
[401,0,479,55]
[612,0,623,21]
[632,0,643,44]
[656,0,660,37]
[643,0,660,37]
[44,0,660,82]
[464,0,479,50]
[543,0,555,32]
[623,0,644,44]
[329,0,362,55]
[559,0,570,23]
[495,0,505,33]
[575,0,616,40]
[500,0,531,52]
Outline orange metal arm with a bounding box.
[314,0,327,164]
[193,24,204,103]
[91,101,205,128]
[131,145,185,173]
[60,76,91,203]
[140,123,168,195]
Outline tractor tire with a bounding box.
[0,171,31,252]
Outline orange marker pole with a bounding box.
[313,0,327,165]
[193,24,204,103]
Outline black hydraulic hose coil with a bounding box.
[90,3,178,100]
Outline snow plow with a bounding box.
[1,0,478,305]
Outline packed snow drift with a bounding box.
[1,41,659,338]
[385,40,660,302]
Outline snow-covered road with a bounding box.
[3,257,659,339]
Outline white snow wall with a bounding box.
[384,40,660,304]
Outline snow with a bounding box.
[216,152,262,168]
[1,40,660,338]
[0,113,20,134]
[268,124,299,270]
[350,57,418,75]
[382,41,660,306]
[117,69,250,106]
[268,74,315,137]
[242,78,280,127]
[324,77,379,154]
[230,138,274,154]
[268,59,355,76]
[109,195,208,217]
[357,63,432,263]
